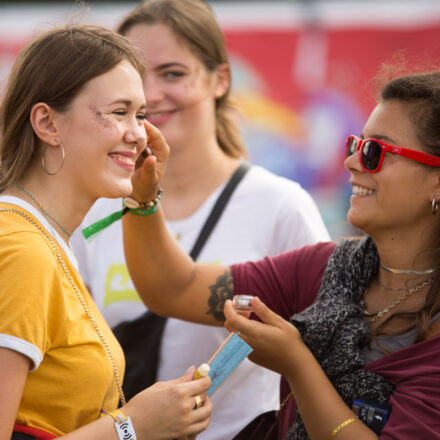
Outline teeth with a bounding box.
[353,185,374,196]
[111,154,134,164]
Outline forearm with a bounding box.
[61,415,118,440]
[122,208,228,325]
[286,344,378,440]
[123,208,194,308]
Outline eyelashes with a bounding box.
[112,110,147,120]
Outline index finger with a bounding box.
[144,120,169,162]
[224,300,265,339]
[181,376,212,395]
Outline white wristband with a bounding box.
[108,410,137,440]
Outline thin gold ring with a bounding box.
[193,395,203,410]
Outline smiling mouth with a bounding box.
[352,185,375,196]
[147,110,174,117]
[108,153,135,165]
[145,110,177,125]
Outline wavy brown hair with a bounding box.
[372,67,440,343]
[0,25,144,192]
[117,0,246,159]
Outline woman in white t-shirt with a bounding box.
[72,1,329,439]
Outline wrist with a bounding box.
[106,409,137,440]
[81,188,163,240]
[283,339,312,382]
[123,186,162,210]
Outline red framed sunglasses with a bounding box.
[346,135,440,173]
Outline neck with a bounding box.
[373,228,438,289]
[161,137,240,220]
[8,172,94,244]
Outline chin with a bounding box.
[347,209,371,234]
[101,181,133,200]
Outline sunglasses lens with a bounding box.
[362,140,382,171]
[346,137,358,158]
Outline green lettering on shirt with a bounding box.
[104,264,141,305]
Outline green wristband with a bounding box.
[81,192,161,240]
[126,205,159,216]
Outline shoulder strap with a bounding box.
[189,161,251,260]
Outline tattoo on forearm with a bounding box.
[206,268,234,322]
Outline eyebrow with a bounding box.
[360,133,396,144]
[108,99,146,109]
[154,62,188,71]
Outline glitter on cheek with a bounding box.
[88,103,117,130]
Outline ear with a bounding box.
[213,63,230,99]
[29,102,61,147]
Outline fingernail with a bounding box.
[186,365,195,373]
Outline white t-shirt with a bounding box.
[71,164,330,440]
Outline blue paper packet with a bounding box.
[207,333,253,396]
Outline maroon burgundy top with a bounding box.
[230,241,440,439]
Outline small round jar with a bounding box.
[231,295,255,311]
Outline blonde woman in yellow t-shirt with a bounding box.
[0,25,211,440]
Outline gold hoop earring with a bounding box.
[432,194,440,215]
[42,143,65,176]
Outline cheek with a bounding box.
[86,104,120,135]
[180,69,212,99]
[93,112,115,129]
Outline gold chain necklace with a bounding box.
[15,184,73,237]
[0,207,126,405]
[365,278,433,323]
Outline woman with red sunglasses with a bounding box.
[122,68,440,439]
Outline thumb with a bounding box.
[137,154,156,180]
[251,297,284,327]
[131,154,158,201]
[181,365,196,382]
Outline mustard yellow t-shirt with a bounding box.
[0,203,125,436]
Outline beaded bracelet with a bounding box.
[107,410,137,440]
[328,417,356,440]
[123,187,163,210]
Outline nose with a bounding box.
[143,74,164,105]
[344,147,362,173]
[124,116,147,151]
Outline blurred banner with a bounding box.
[1,1,440,237]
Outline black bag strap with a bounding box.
[189,160,251,260]
[115,160,251,400]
